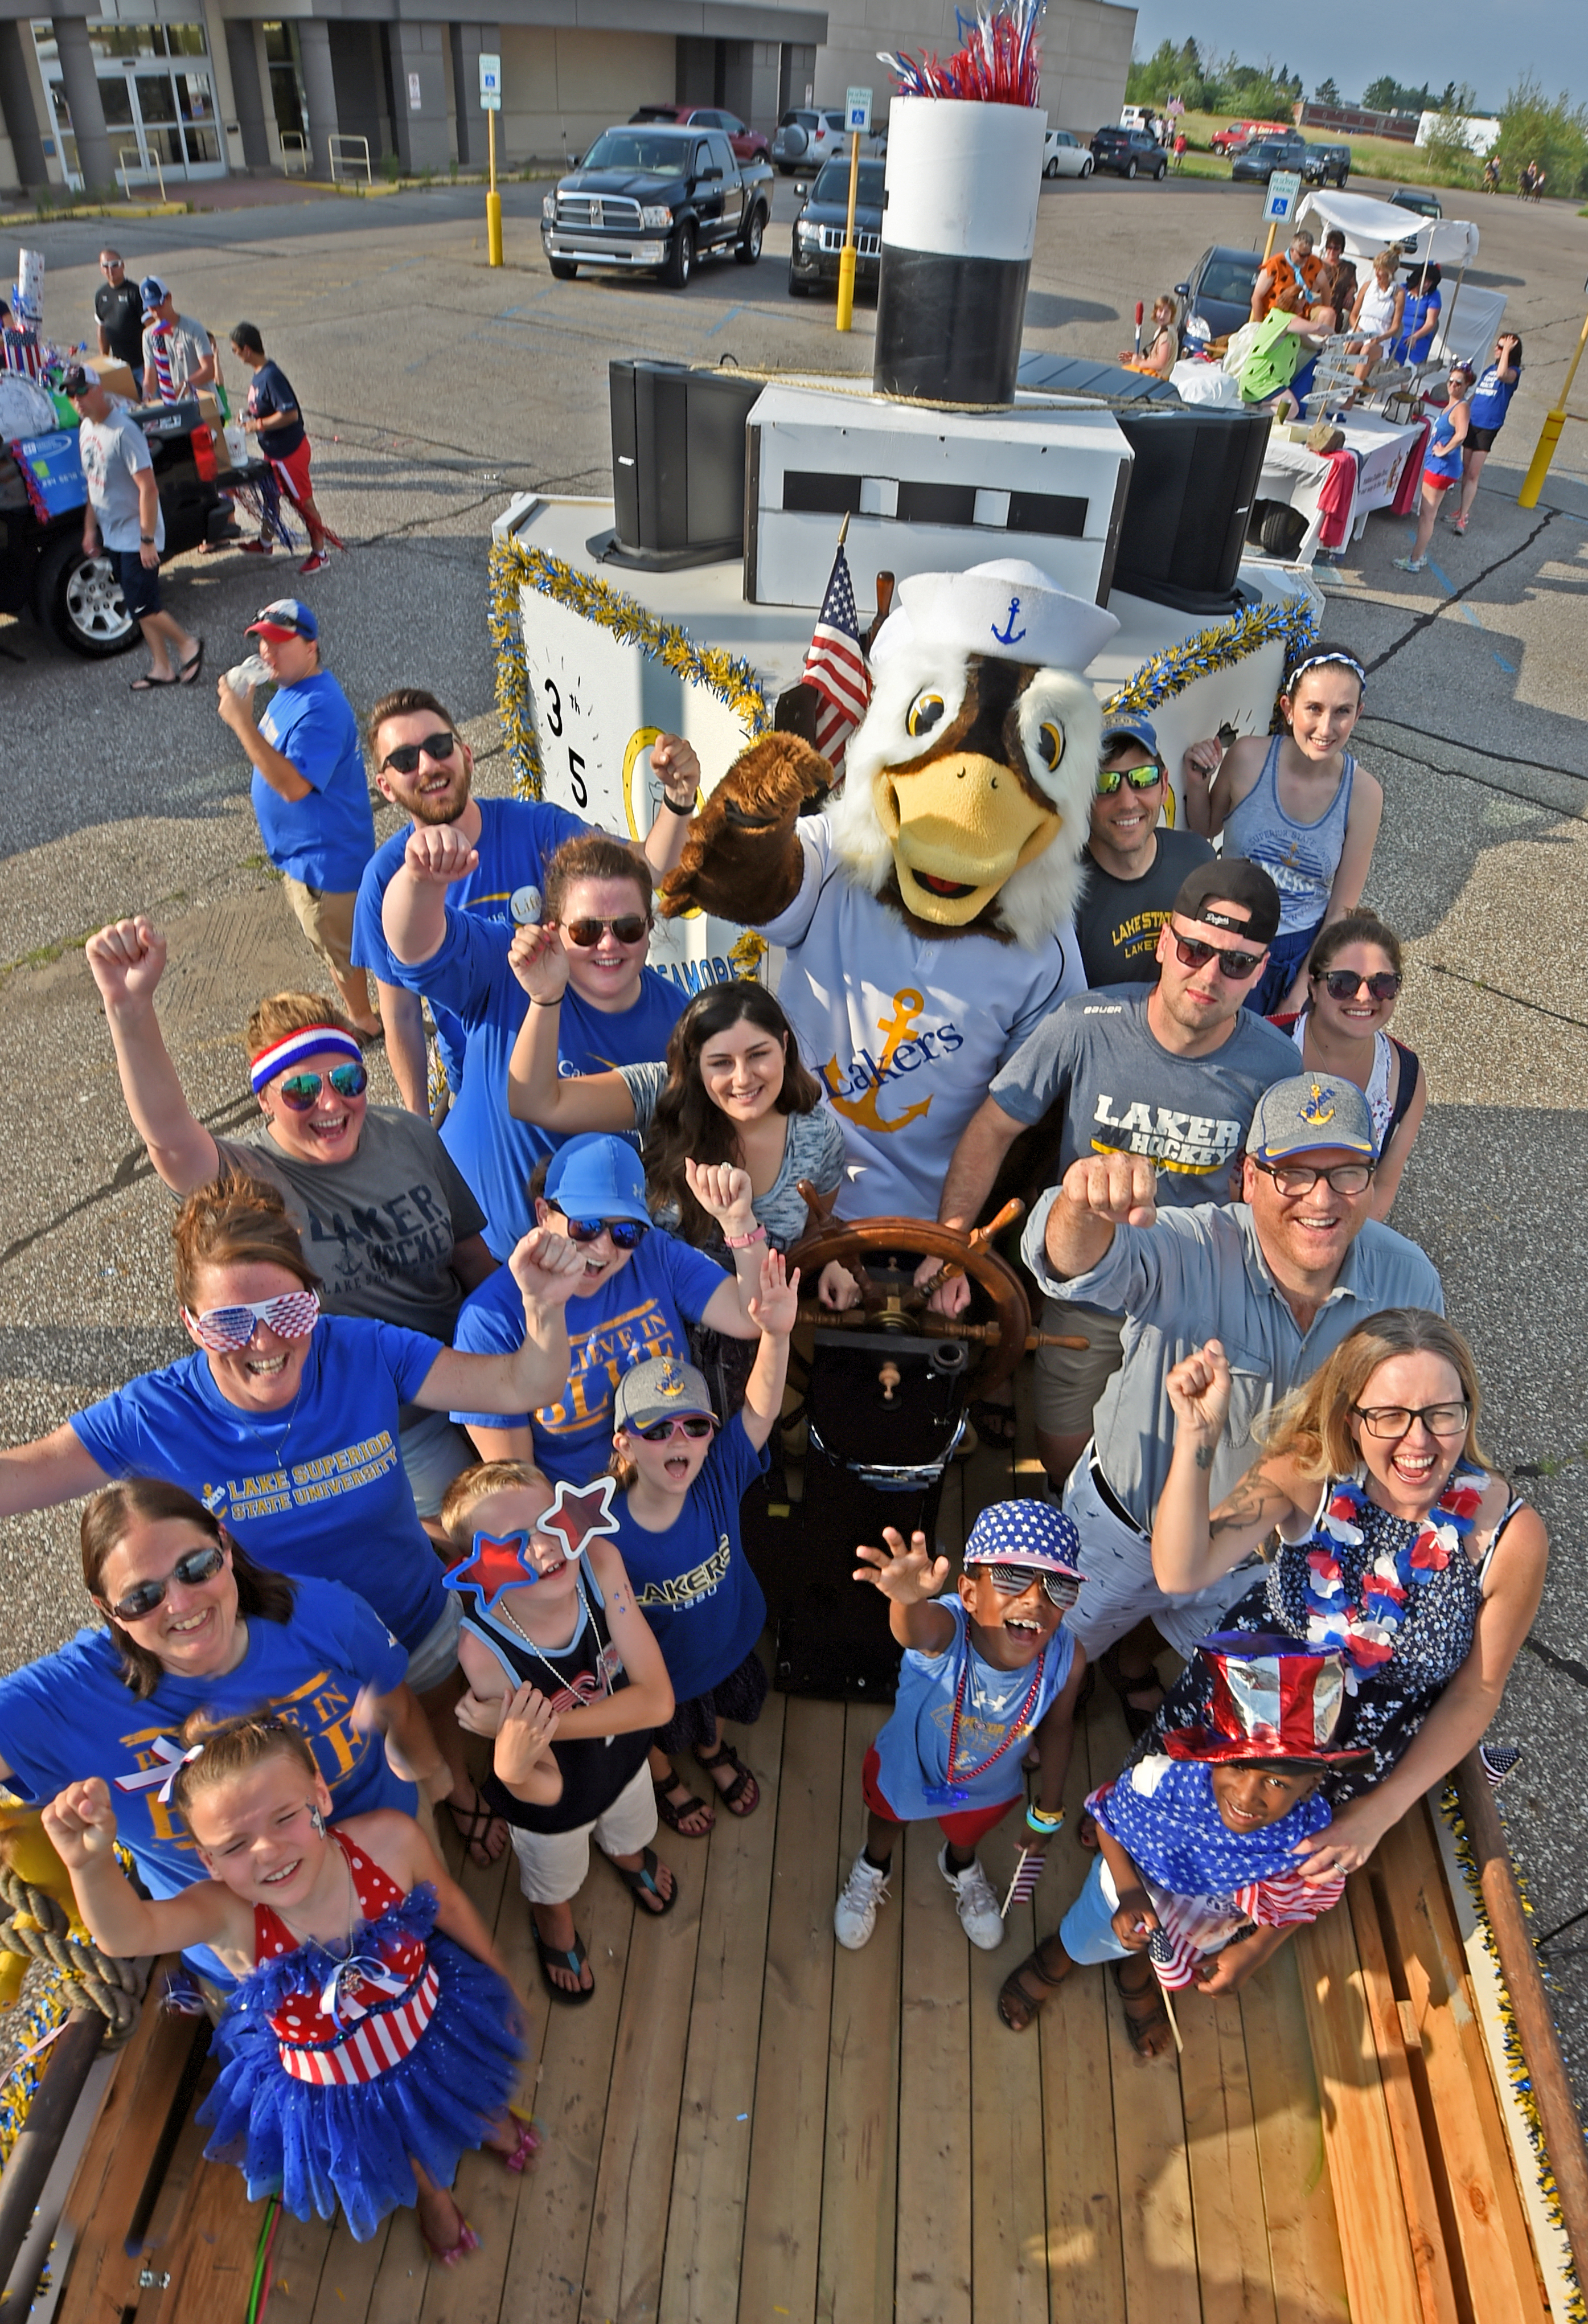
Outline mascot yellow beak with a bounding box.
[875,756,1062,928]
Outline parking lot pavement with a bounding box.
[5,169,1588,2113]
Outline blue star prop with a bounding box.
[443,1528,541,1613]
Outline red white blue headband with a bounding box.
[249,1026,362,1093]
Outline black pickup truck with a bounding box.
[541,123,773,289]
[0,396,264,656]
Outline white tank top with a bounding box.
[1290,1015,1392,1151]
[1357,281,1398,338]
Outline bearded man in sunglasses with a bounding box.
[1073,712,1216,989]
[1020,1068,1443,1684]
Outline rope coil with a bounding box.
[0,1864,144,2043]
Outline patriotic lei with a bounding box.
[1303,1462,1488,1679]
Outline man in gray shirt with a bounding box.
[934,858,1294,1488]
[1022,1069,1443,1669]
[65,363,201,691]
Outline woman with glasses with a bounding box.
[85,918,496,1523]
[0,1175,584,1865]
[1267,909,1426,1218]
[1142,1310,1546,1881]
[0,1477,444,1997]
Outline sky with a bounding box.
[1122,0,1588,117]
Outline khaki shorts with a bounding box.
[508,1759,659,1906]
[1033,1298,1125,1438]
[282,876,359,983]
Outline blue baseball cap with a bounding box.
[246,597,318,643]
[543,1134,652,1227]
[138,274,170,312]
[1099,708,1160,757]
[963,1498,1083,1577]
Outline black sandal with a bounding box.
[1099,1642,1166,1740]
[609,1845,678,1916]
[696,1739,758,1817]
[444,1792,506,1867]
[969,1396,1019,1449]
[1113,1956,1172,2055]
[998,1936,1068,2033]
[534,1921,595,2006]
[654,1776,715,1836]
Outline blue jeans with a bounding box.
[1245,920,1322,1015]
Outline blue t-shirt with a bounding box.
[378,904,687,1257]
[610,1411,768,1702]
[452,1227,729,1480]
[253,670,376,893]
[70,1318,448,1650]
[0,1577,411,1982]
[1468,359,1520,433]
[351,797,590,1089]
[871,1597,1074,1822]
[1393,288,1440,364]
[245,356,305,458]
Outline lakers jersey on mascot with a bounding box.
[662,560,1120,1222]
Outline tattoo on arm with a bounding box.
[1193,1442,1216,1472]
[1208,1465,1286,1544]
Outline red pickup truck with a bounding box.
[1209,118,1292,155]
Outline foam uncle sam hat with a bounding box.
[1162,1633,1372,1765]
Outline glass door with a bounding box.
[29,19,226,187]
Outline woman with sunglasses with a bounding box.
[1267,910,1426,1218]
[0,1477,446,1994]
[0,1175,585,1865]
[86,919,496,1520]
[606,1251,797,1837]
[1143,1310,1546,1883]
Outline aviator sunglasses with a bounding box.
[1314,968,1402,1003]
[1171,931,1265,981]
[973,1561,1080,1608]
[1095,761,1164,796]
[107,1542,226,1622]
[635,1415,716,1443]
[184,1289,322,1351]
[379,731,457,776]
[276,1061,367,1111]
[552,1211,650,1249]
[562,915,650,948]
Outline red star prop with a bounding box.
[540,1476,621,1564]
[443,1529,540,1613]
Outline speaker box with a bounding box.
[1110,405,1273,615]
[597,359,765,570]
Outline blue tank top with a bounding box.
[1424,409,1464,483]
[1468,361,1519,433]
[1221,734,1356,937]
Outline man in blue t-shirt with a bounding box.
[217,597,379,1035]
[354,686,700,1122]
[229,321,335,576]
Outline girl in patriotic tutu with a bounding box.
[1138,1309,1546,1882]
[43,1707,555,2261]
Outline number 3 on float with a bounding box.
[536,660,594,811]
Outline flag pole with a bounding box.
[837,510,850,547]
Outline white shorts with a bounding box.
[1061,1457,1265,1659]
[508,1759,658,1906]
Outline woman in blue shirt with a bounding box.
[1455,332,1523,535]
[1392,264,1441,366]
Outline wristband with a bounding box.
[1025,1805,1064,1834]
[530,995,562,1008]
[139,533,155,543]
[662,792,695,816]
[723,1224,766,1250]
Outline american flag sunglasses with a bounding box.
[183,1289,321,1351]
[975,1561,1081,1608]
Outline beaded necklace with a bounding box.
[920,1646,1049,1807]
[1302,1460,1487,1677]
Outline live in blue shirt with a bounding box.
[377,904,686,1258]
[69,1317,448,1650]
[452,1227,728,1481]
[0,1576,411,1981]
[253,670,376,892]
[609,1411,768,1703]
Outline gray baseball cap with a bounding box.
[613,1356,716,1434]
[1246,1072,1375,1162]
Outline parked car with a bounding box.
[1230,133,1310,185]
[1175,244,1263,341]
[1090,125,1167,180]
[1303,141,1351,187]
[773,108,884,173]
[1389,186,1443,219]
[0,395,261,657]
[1209,118,1291,155]
[789,155,885,297]
[1043,129,1094,179]
[629,104,770,166]
[542,125,772,288]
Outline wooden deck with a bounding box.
[47,1430,1560,2324]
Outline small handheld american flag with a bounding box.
[1146,1929,1184,2052]
[1000,1848,1044,1916]
[1480,1742,1522,1789]
[801,521,871,774]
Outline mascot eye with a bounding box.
[906,691,946,740]
[1035,721,1065,771]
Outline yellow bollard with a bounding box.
[1517,307,1588,507]
[487,106,503,268]
[835,129,861,333]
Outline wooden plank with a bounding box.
[738,1696,846,2324]
[1374,1805,1548,2323]
[896,1809,973,2324]
[248,2204,334,2324]
[1177,1991,1278,2324]
[970,1830,1049,2324]
[158,2161,268,2324]
[660,1695,787,2324]
[1238,1941,1350,2324]
[363,2200,430,2324]
[308,2211,391,2324]
[1293,1904,1424,2322]
[815,1700,899,2324]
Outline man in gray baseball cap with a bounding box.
[1020,1068,1443,1698]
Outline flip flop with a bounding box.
[129,671,177,691]
[534,1921,595,2006]
[177,640,205,685]
[609,1845,678,1916]
[968,1397,1019,1449]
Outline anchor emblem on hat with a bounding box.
[1300,1079,1336,1128]
[990,596,1027,647]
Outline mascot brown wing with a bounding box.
[660,731,833,925]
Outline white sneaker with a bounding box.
[938,1845,1005,1950]
[1393,555,1426,573]
[834,1851,891,1950]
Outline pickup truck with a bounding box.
[0,395,263,655]
[541,124,773,289]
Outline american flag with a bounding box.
[801,539,871,773]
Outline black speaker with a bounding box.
[1110,406,1273,615]
[596,359,765,571]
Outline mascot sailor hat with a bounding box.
[877,557,1121,672]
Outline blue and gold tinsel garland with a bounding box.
[1100,592,1319,734]
[0,1975,69,2167]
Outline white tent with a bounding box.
[1296,188,1479,269]
[1427,281,1509,365]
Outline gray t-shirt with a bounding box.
[990,986,1298,1207]
[77,405,159,555]
[618,1061,846,1250]
[212,1106,487,1339]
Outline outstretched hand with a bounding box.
[853,1527,950,1604]
[508,921,569,1004]
[85,916,166,1010]
[1059,1153,1158,1232]
[508,1224,590,1310]
[42,1777,119,1870]
[747,1248,799,1338]
[404,823,480,886]
[1166,1338,1231,1442]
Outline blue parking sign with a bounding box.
[846,86,872,135]
[1263,170,1302,224]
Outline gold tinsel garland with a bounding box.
[1099,592,1319,733]
[0,1977,68,2166]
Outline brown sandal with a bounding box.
[696,1739,758,1816]
[654,1777,715,1836]
[998,1936,1068,2033]
[1113,1955,1173,2055]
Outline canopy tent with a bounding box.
[1427,281,1508,365]
[1296,188,1480,269]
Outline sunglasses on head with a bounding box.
[1096,760,1163,796]
[563,915,650,948]
[1315,968,1401,1002]
[634,1414,716,1443]
[184,1289,321,1351]
[1171,930,1265,981]
[108,1542,226,1622]
[276,1061,367,1111]
[379,731,457,776]
[553,1211,650,1249]
[974,1561,1080,1608]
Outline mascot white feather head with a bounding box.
[827,560,1120,951]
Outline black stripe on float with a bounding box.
[873,248,1031,407]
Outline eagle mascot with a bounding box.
[662,559,1120,1223]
